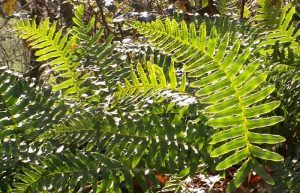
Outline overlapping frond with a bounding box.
[13,151,148,193]
[28,109,207,192]
[71,5,129,101]
[0,68,67,191]
[250,0,283,31]
[215,0,239,16]
[271,157,300,192]
[0,68,66,140]
[114,61,197,106]
[200,15,240,45]
[39,112,204,172]
[251,2,300,55]
[215,0,256,19]
[14,4,127,104]
[133,18,285,192]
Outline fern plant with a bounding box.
[9,6,209,193]
[131,17,286,192]
[2,2,298,193]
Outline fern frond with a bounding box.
[0,68,67,190]
[71,4,95,41]
[14,18,88,100]
[13,151,147,193]
[215,0,256,19]
[114,61,197,106]
[14,4,125,103]
[250,0,283,31]
[29,111,208,192]
[39,112,204,171]
[0,68,66,138]
[198,15,241,45]
[133,18,285,192]
[251,3,300,55]
[215,0,239,17]
[271,157,300,192]
[71,4,128,101]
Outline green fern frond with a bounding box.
[133,18,285,192]
[0,68,67,190]
[29,111,207,192]
[215,0,239,16]
[36,114,100,149]
[70,4,128,101]
[13,151,147,193]
[0,68,66,138]
[215,0,255,19]
[198,15,240,45]
[14,4,124,102]
[71,4,96,41]
[271,157,300,192]
[14,18,88,99]
[250,0,282,30]
[39,112,204,171]
[114,61,197,106]
[251,3,300,55]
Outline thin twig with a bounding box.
[0,0,34,29]
[241,0,246,19]
[98,5,111,38]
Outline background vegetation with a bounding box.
[0,0,299,193]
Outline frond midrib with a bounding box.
[119,84,197,99]
[42,125,196,149]
[218,62,251,158]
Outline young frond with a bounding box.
[114,61,197,107]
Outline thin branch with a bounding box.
[241,0,246,19]
[0,0,34,29]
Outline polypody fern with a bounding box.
[132,17,286,192]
